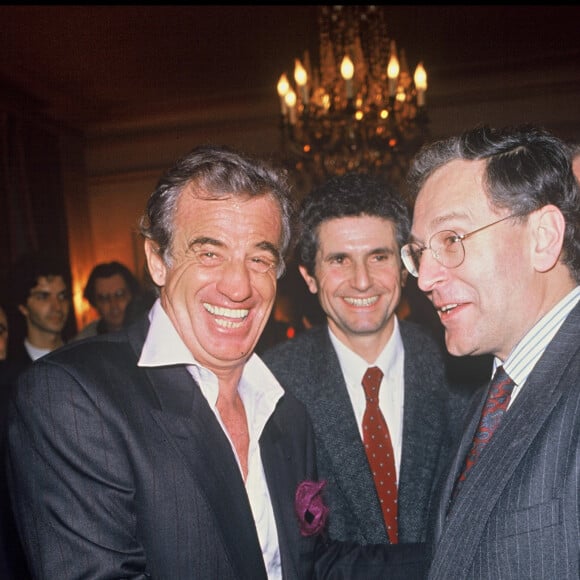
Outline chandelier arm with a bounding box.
[277,5,430,199]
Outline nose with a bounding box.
[50,295,66,312]
[216,259,253,302]
[416,250,447,293]
[351,260,372,291]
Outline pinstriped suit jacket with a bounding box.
[7,315,320,580]
[428,301,580,579]
[262,320,466,545]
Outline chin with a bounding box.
[444,333,473,357]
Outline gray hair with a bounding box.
[139,145,296,278]
[407,124,580,283]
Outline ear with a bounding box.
[144,239,167,287]
[298,264,319,294]
[18,304,28,318]
[530,205,565,273]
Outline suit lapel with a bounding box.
[398,326,449,538]
[432,394,481,541]
[260,410,304,579]
[312,334,387,540]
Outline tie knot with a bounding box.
[362,366,383,400]
[488,366,515,401]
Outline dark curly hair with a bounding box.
[297,172,410,275]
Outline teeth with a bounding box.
[215,318,244,329]
[203,303,248,319]
[440,304,458,313]
[344,296,379,307]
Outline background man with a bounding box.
[263,173,467,567]
[7,145,320,579]
[75,261,141,339]
[8,252,71,376]
[402,124,580,578]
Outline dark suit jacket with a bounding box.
[0,360,32,580]
[428,301,580,579]
[262,320,467,546]
[6,316,320,579]
[5,341,33,380]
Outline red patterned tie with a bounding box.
[362,366,398,544]
[453,366,515,498]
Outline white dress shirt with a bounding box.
[499,285,580,409]
[23,338,51,361]
[328,315,405,479]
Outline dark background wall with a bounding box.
[0,5,578,331]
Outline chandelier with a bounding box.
[276,5,429,196]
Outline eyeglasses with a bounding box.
[401,213,522,277]
[95,288,129,305]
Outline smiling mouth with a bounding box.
[438,303,458,314]
[344,296,379,307]
[203,303,249,328]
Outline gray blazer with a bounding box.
[428,301,580,579]
[7,316,319,580]
[263,320,466,545]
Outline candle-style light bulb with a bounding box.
[387,40,400,97]
[294,59,309,105]
[277,73,290,116]
[414,62,428,106]
[284,89,297,125]
[340,55,354,99]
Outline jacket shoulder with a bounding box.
[262,326,327,368]
[261,326,333,395]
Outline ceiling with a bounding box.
[1,5,579,132]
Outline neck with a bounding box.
[27,328,64,351]
[329,319,395,365]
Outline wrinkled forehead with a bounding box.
[172,190,283,257]
[413,160,490,231]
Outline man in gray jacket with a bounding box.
[263,173,468,559]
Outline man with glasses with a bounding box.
[75,261,141,339]
[402,124,580,579]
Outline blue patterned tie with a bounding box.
[453,366,515,498]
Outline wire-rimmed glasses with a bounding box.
[401,213,522,277]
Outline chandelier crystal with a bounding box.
[276,5,429,196]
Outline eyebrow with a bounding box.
[256,240,281,260]
[188,236,223,249]
[189,237,280,258]
[325,246,393,257]
[370,246,395,255]
[30,289,70,298]
[410,212,471,242]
